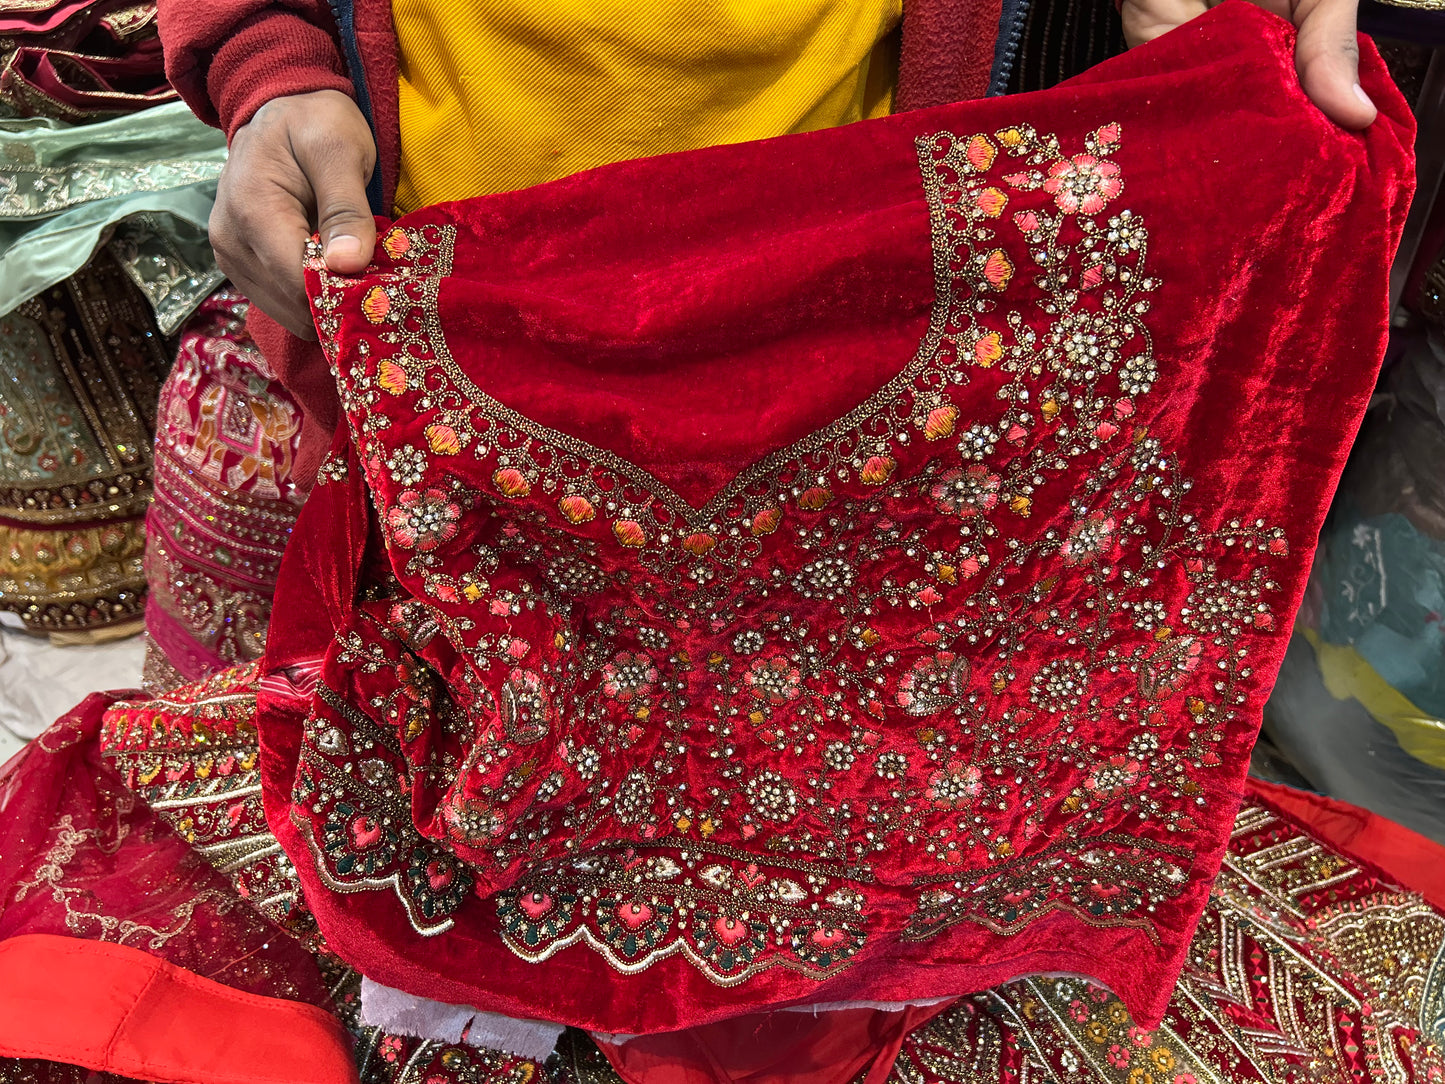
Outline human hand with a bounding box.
[1119,0,1378,129]
[209,89,377,340]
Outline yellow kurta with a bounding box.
[392,0,902,213]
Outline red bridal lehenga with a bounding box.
[0,7,1440,1084]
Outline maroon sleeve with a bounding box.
[157,1,355,137]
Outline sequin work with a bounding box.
[274,46,1410,1024]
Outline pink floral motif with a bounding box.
[1108,1044,1132,1068]
[1044,154,1122,214]
[1061,511,1116,566]
[386,487,460,551]
[930,465,1000,518]
[925,759,983,808]
[1068,998,1090,1022]
[601,652,659,703]
[1087,755,1141,797]
[745,655,803,706]
[896,652,970,716]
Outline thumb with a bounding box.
[299,142,378,274]
[317,178,377,273]
[1294,0,1377,130]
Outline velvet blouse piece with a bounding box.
[263,5,1413,1036]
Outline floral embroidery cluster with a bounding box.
[296,121,1292,986]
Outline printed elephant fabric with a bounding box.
[143,290,308,688]
[266,3,1415,1036]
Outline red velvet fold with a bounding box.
[261,4,1414,1037]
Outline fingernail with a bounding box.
[325,234,364,262]
[1353,83,1374,108]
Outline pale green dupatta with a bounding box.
[0,101,226,334]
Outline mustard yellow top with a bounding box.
[392,0,902,214]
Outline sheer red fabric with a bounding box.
[263,4,1414,1036]
[0,690,356,1082]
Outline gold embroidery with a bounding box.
[297,121,1297,992]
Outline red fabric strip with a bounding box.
[1246,779,1445,910]
[0,934,357,1084]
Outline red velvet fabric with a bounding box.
[596,1002,954,1084]
[261,5,1413,1037]
[155,0,1002,492]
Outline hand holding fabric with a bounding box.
[1120,0,1378,129]
[209,88,376,339]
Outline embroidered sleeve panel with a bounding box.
[279,9,1413,1030]
[295,121,1282,997]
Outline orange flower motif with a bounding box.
[750,507,782,536]
[974,187,1008,217]
[860,456,895,485]
[798,486,833,511]
[965,134,996,172]
[361,285,390,323]
[982,250,1013,289]
[492,467,531,498]
[682,532,716,555]
[613,520,646,547]
[923,404,957,440]
[381,228,412,259]
[559,494,595,524]
[377,360,407,395]
[996,127,1024,147]
[973,332,1003,366]
[1009,495,1032,515]
[425,423,461,455]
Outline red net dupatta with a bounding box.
[270,3,1415,1036]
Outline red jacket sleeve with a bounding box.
[157,1,355,138]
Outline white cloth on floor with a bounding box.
[0,629,145,752]
[359,977,567,1062]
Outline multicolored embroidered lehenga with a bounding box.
[0,7,1439,1083]
[0,0,227,638]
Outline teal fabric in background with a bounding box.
[0,102,226,334]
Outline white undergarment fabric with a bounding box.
[361,976,957,1058]
[359,977,567,1061]
[0,628,145,762]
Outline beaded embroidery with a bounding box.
[296,121,1294,990]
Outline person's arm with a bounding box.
[158,2,377,339]
[157,1,354,137]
